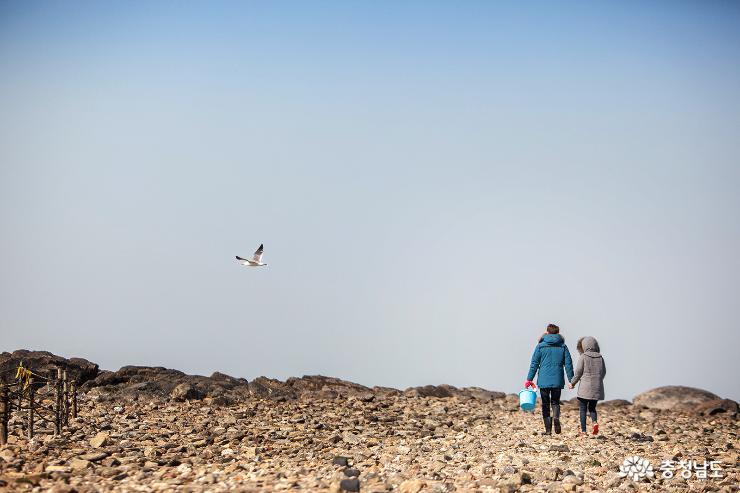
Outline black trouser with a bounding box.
[578,397,598,431]
[540,388,561,419]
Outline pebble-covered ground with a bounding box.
[0,392,737,493]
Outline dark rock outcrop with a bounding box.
[83,366,385,404]
[694,398,739,416]
[247,376,296,400]
[633,386,722,412]
[287,374,370,396]
[601,399,632,407]
[0,349,524,406]
[249,374,377,401]
[82,366,251,404]
[170,382,205,401]
[404,384,506,401]
[457,387,507,401]
[405,385,456,398]
[0,349,99,384]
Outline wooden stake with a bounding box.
[71,380,78,418]
[17,382,24,433]
[63,370,69,427]
[27,378,34,440]
[0,378,8,445]
[55,368,63,435]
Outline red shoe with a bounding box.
[592,423,599,435]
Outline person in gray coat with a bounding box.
[568,336,606,435]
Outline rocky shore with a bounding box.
[0,350,737,492]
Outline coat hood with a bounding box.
[538,333,564,347]
[577,336,601,356]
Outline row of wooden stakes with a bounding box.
[0,367,79,445]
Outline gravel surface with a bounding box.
[0,391,737,492]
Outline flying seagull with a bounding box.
[236,244,268,267]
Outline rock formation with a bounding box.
[0,350,99,383]
[0,350,737,492]
[633,386,721,411]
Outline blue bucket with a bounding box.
[519,388,537,411]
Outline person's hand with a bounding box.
[568,383,574,389]
[524,380,535,389]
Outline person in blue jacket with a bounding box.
[524,324,574,435]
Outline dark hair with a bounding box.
[546,324,559,334]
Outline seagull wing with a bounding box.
[252,244,264,263]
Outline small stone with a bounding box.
[398,479,426,493]
[170,383,204,401]
[344,467,360,477]
[70,458,91,470]
[102,457,121,467]
[340,477,360,492]
[343,432,361,445]
[0,449,14,463]
[89,431,110,448]
[333,456,350,467]
[512,472,532,485]
[80,452,109,462]
[629,432,653,442]
[549,444,570,452]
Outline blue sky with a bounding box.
[1,1,739,400]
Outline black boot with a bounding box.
[554,418,561,434]
[542,417,552,435]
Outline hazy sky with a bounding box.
[2,1,739,401]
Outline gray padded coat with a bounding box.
[570,336,606,400]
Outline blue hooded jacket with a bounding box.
[527,334,574,389]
